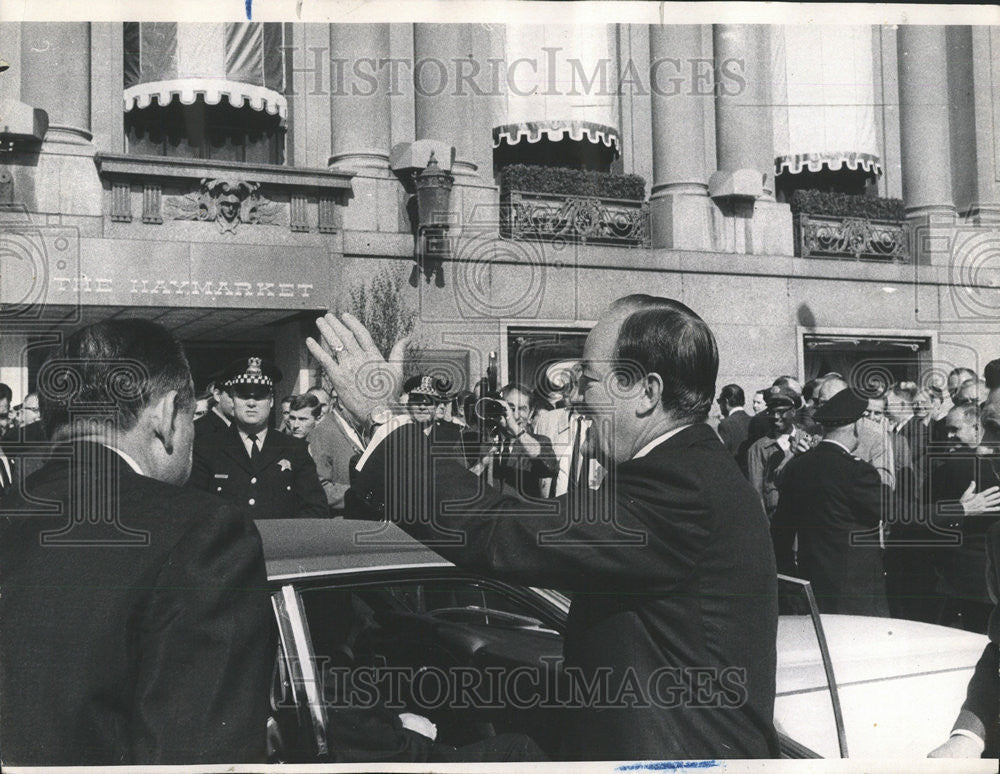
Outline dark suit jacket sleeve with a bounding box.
[953,522,1000,750]
[294,443,329,519]
[349,423,713,592]
[848,460,885,527]
[770,462,798,576]
[717,417,736,456]
[188,442,211,492]
[529,432,558,477]
[129,505,275,763]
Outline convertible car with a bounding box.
[259,518,989,761]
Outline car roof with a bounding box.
[256,518,453,582]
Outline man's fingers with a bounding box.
[325,313,363,356]
[340,312,378,353]
[388,335,411,364]
[306,336,338,375]
[315,315,345,356]
[962,480,977,498]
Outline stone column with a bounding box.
[20,23,91,133]
[966,26,1000,225]
[17,22,101,218]
[713,24,773,199]
[413,24,495,182]
[709,24,792,255]
[328,23,392,171]
[897,26,955,220]
[648,25,713,249]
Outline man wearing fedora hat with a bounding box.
[190,356,326,520]
[771,388,890,616]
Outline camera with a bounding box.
[473,394,509,437]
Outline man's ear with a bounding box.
[639,373,664,415]
[150,390,181,454]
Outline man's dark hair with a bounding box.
[501,382,534,408]
[719,384,745,408]
[39,320,195,440]
[289,393,322,420]
[984,359,1000,390]
[0,383,11,403]
[772,375,801,392]
[611,295,718,423]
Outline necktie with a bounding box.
[248,433,260,465]
[566,416,583,494]
[0,452,11,493]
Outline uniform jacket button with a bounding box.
[216,486,222,492]
[286,485,291,491]
[248,498,256,506]
[251,477,257,484]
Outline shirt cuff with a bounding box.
[949,728,985,753]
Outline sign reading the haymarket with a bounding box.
[49,276,315,299]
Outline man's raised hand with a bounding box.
[305,312,409,425]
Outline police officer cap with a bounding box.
[404,374,454,401]
[220,356,283,391]
[763,385,799,410]
[813,388,868,427]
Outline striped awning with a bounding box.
[496,25,621,157]
[123,22,286,120]
[772,25,881,177]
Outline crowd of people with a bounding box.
[714,366,1000,634]
[0,299,997,763]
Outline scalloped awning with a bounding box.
[776,151,882,177]
[492,120,620,153]
[772,25,881,177]
[499,25,621,159]
[124,78,287,120]
[123,22,285,121]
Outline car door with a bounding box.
[273,569,569,761]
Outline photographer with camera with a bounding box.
[472,383,557,499]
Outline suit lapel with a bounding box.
[220,427,255,475]
[255,429,284,474]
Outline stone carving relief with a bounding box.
[164,177,281,233]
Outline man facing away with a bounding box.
[716,383,751,459]
[772,388,890,616]
[0,320,274,765]
[308,294,779,761]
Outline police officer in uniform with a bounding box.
[190,357,327,519]
[771,388,890,616]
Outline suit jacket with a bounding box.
[309,412,363,512]
[190,425,327,519]
[348,422,779,761]
[0,442,274,765]
[717,409,752,459]
[0,421,50,491]
[772,441,889,616]
[195,408,231,440]
[738,411,771,474]
[953,520,1000,754]
[928,447,1000,602]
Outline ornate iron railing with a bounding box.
[501,190,650,247]
[794,212,908,263]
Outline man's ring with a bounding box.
[333,344,344,353]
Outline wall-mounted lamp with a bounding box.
[412,150,454,287]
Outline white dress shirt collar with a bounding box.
[101,444,145,476]
[239,427,268,457]
[632,424,694,460]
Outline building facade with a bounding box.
[1,21,999,407]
